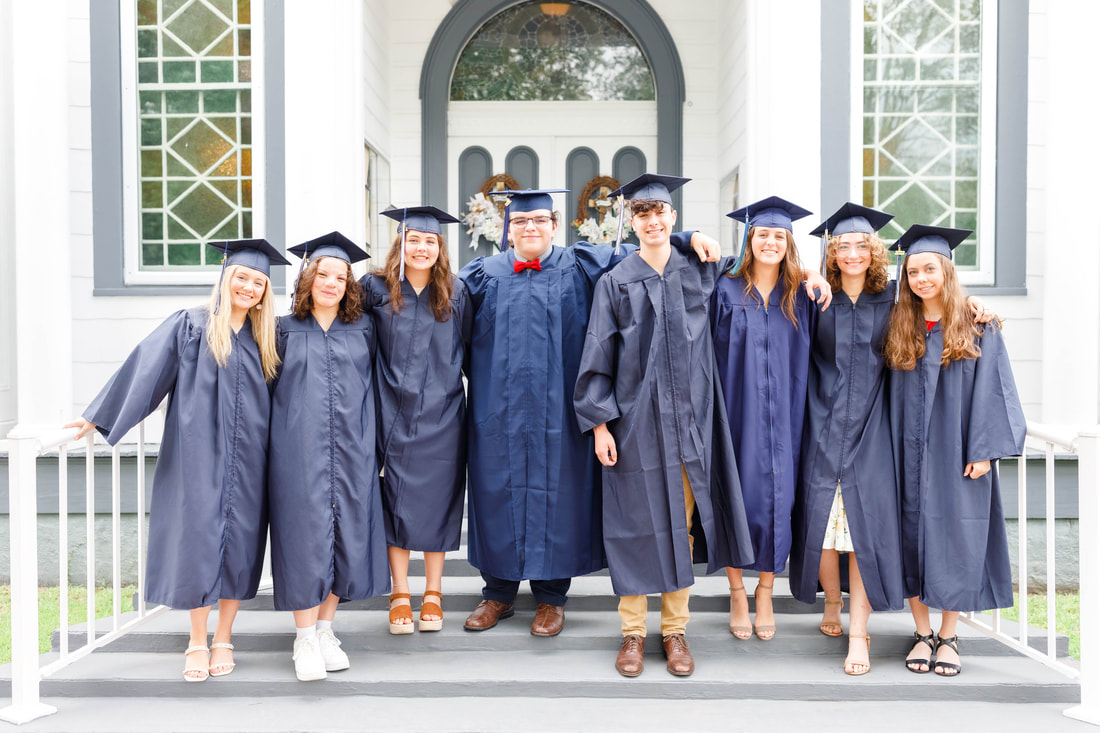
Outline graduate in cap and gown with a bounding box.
[269,232,389,682]
[574,173,756,678]
[459,187,714,637]
[711,195,818,642]
[67,239,289,682]
[787,203,904,676]
[360,206,471,635]
[884,224,1025,677]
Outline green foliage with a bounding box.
[0,585,137,664]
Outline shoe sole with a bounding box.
[295,671,327,681]
[325,662,349,672]
[419,620,443,632]
[616,666,643,678]
[389,624,415,635]
[530,625,563,637]
[463,608,514,631]
[667,667,694,677]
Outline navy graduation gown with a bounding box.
[84,307,270,609]
[711,276,813,573]
[459,235,691,581]
[890,323,1025,612]
[573,249,755,596]
[268,313,390,611]
[362,274,472,552]
[789,282,904,611]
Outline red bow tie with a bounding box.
[514,258,542,273]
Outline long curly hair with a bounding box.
[884,252,990,369]
[291,256,364,323]
[728,226,805,325]
[205,265,281,382]
[375,230,454,322]
[823,231,890,294]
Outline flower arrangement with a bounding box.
[572,199,633,245]
[461,192,504,250]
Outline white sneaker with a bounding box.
[292,635,327,681]
[317,628,350,672]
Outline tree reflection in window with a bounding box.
[451,1,655,101]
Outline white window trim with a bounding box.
[851,0,997,286]
[119,0,265,286]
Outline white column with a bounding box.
[1041,1,1100,425]
[10,0,73,428]
[283,0,367,255]
[744,0,822,247]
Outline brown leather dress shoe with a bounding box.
[662,633,694,676]
[615,634,645,677]
[463,599,514,631]
[530,603,565,636]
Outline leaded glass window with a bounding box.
[133,0,255,270]
[861,0,995,274]
[450,1,655,101]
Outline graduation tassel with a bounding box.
[820,227,829,275]
[293,254,308,298]
[498,200,510,253]
[212,241,230,315]
[399,207,407,282]
[613,194,626,255]
[728,215,750,275]
[894,253,903,304]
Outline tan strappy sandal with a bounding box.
[728,585,752,640]
[389,592,414,635]
[419,590,443,632]
[820,596,844,637]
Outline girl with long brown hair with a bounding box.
[268,232,390,682]
[361,206,470,635]
[886,224,1025,678]
[710,196,817,642]
[66,239,288,682]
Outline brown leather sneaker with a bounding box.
[530,603,565,637]
[615,634,646,677]
[662,633,694,676]
[463,599,514,631]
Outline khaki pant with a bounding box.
[618,466,696,637]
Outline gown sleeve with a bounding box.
[358,274,388,311]
[573,274,622,433]
[458,256,489,309]
[83,309,191,445]
[966,324,1027,463]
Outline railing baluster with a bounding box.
[84,432,95,649]
[1046,441,1057,662]
[111,444,122,630]
[1018,446,1028,648]
[59,443,69,658]
[137,421,147,616]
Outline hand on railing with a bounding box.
[62,418,97,440]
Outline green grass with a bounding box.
[0,585,137,665]
[991,592,1080,659]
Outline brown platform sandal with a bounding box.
[389,592,414,635]
[728,585,752,640]
[419,590,443,632]
[820,596,844,637]
[844,634,871,676]
[753,581,776,641]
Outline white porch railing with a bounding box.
[0,420,170,725]
[958,423,1098,725]
[2,421,1098,725]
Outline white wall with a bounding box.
[716,0,749,253]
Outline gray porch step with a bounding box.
[56,605,1070,658]
[233,574,815,613]
[20,647,1080,703]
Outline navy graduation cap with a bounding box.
[809,202,894,273]
[213,238,291,314]
[494,188,569,253]
[889,223,973,302]
[382,206,460,280]
[726,195,813,274]
[608,173,691,252]
[288,231,370,265]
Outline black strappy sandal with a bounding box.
[934,634,962,677]
[905,631,935,673]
